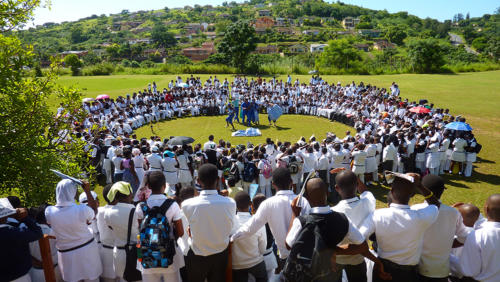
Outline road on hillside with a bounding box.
[449,32,479,55]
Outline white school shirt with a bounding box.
[45,203,95,250]
[285,206,365,248]
[231,212,266,270]
[135,194,184,274]
[359,203,438,266]
[332,191,376,265]
[231,190,310,259]
[317,154,329,170]
[411,202,470,278]
[182,190,236,256]
[96,205,114,247]
[456,221,500,282]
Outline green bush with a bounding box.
[121,59,131,67]
[140,60,156,68]
[82,62,115,76]
[130,60,140,68]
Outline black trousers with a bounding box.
[373,258,418,282]
[185,247,229,282]
[336,261,367,282]
[232,261,268,282]
[418,274,449,282]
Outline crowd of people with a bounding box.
[1,75,497,282]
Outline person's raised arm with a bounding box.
[408,173,440,208]
[81,180,97,214]
[10,208,43,243]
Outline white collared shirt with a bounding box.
[359,203,438,265]
[45,203,95,250]
[332,191,376,265]
[232,212,266,270]
[285,206,364,248]
[456,221,500,282]
[104,202,139,248]
[411,202,470,278]
[182,190,236,256]
[231,190,310,259]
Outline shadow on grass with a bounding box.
[369,183,391,205]
[476,157,495,164]
[276,126,291,131]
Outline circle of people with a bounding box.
[2,75,498,282]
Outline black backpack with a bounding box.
[242,162,257,182]
[228,162,241,183]
[283,212,349,282]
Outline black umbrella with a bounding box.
[167,136,195,146]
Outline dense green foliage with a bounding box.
[217,20,257,71]
[0,1,91,206]
[10,0,500,75]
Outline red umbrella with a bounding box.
[409,106,431,114]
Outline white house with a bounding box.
[310,43,328,53]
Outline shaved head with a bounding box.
[457,203,480,227]
[486,194,500,222]
[305,178,328,207]
[335,170,358,199]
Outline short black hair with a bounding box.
[148,171,166,192]
[272,167,292,191]
[198,163,219,188]
[227,177,236,187]
[179,186,196,203]
[252,193,266,212]
[234,191,251,211]
[422,174,445,199]
[208,135,214,141]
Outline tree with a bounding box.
[64,54,82,75]
[316,38,362,70]
[384,25,407,45]
[0,0,40,32]
[217,20,257,72]
[0,1,90,206]
[70,25,87,43]
[151,24,176,48]
[406,38,445,73]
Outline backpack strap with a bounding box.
[126,207,135,250]
[159,198,175,215]
[298,215,307,227]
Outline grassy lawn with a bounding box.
[56,71,500,208]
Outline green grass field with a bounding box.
[56,71,500,208]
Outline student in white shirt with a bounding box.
[231,192,267,282]
[454,194,500,282]
[182,164,236,282]
[231,167,310,270]
[103,182,138,282]
[45,179,102,282]
[359,173,440,282]
[411,175,470,281]
[285,178,390,282]
[135,171,184,282]
[95,184,118,282]
[331,170,376,282]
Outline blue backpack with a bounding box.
[138,199,176,269]
[243,162,257,182]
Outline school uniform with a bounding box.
[231,212,267,282]
[46,204,102,282]
[96,205,118,281]
[382,144,397,173]
[161,156,178,195]
[135,194,184,282]
[365,144,378,182]
[147,153,163,172]
[359,203,439,282]
[454,222,500,282]
[332,191,376,282]
[465,141,477,177]
[176,154,192,187]
[103,202,139,281]
[182,190,236,282]
[451,138,467,163]
[426,143,441,175]
[439,138,450,174]
[317,154,330,184]
[411,202,470,280]
[257,159,273,198]
[351,149,367,183]
[232,190,310,261]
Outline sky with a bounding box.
[29,0,499,27]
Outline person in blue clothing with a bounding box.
[241,98,249,124]
[247,101,254,127]
[226,104,236,130]
[232,96,240,123]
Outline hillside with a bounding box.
[13,0,499,74]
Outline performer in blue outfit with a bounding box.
[247,101,254,126]
[232,96,240,123]
[225,104,236,130]
[241,98,249,124]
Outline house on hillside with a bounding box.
[60,50,88,58]
[275,27,294,35]
[182,42,216,60]
[275,18,287,27]
[184,23,203,34]
[342,17,360,29]
[128,38,152,45]
[255,17,274,29]
[373,39,395,50]
[258,10,271,17]
[354,43,370,52]
[357,29,381,37]
[202,32,217,39]
[310,44,328,53]
[289,44,307,53]
[302,29,320,35]
[254,45,278,54]
[131,26,152,34]
[142,48,166,58]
